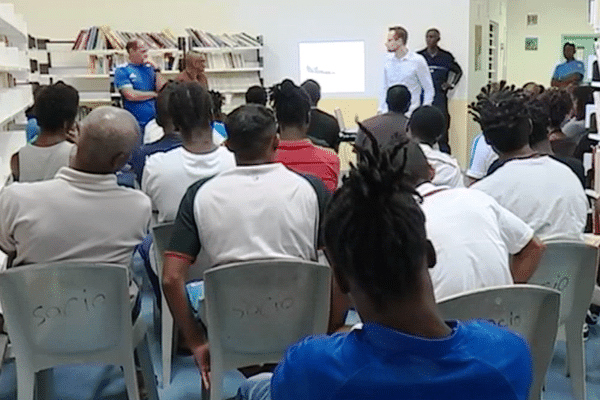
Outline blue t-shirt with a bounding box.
[552,60,585,81]
[271,320,532,400]
[114,63,157,128]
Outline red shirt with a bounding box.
[275,139,340,193]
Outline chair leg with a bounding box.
[565,320,587,400]
[161,294,174,387]
[123,354,141,400]
[16,364,35,400]
[35,369,54,400]
[136,333,159,400]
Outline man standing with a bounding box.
[114,39,167,135]
[379,26,434,116]
[418,28,462,153]
[551,43,585,88]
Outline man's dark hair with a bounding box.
[389,26,408,44]
[426,28,440,36]
[245,85,268,106]
[209,90,225,121]
[155,82,176,128]
[386,84,411,113]
[469,81,531,153]
[408,105,446,146]
[168,81,213,135]
[323,130,427,309]
[300,79,321,106]
[564,42,576,50]
[571,85,593,120]
[226,104,277,159]
[125,39,141,53]
[34,81,79,132]
[525,97,550,146]
[539,88,572,129]
[270,79,311,127]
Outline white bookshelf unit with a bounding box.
[0,3,31,186]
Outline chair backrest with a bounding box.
[0,263,133,370]
[151,222,175,278]
[204,259,331,398]
[527,240,598,325]
[438,285,560,400]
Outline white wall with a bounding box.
[12,0,471,100]
[506,0,594,87]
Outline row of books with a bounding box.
[86,52,182,74]
[73,26,178,51]
[186,29,261,48]
[205,53,246,69]
[206,74,261,91]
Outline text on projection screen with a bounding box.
[299,41,365,93]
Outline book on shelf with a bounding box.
[72,26,177,51]
[186,29,261,48]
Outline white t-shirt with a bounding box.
[471,156,588,241]
[466,133,498,180]
[142,146,236,223]
[418,183,534,301]
[419,143,464,188]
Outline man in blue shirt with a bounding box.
[418,28,462,153]
[235,138,533,400]
[114,39,167,136]
[551,42,585,88]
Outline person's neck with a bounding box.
[234,153,274,166]
[182,128,217,154]
[531,140,554,155]
[34,131,67,147]
[280,126,308,141]
[566,57,575,62]
[351,270,452,339]
[498,145,536,162]
[395,46,409,59]
[427,46,439,56]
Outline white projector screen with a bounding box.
[299,41,365,93]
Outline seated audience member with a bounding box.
[487,95,585,187]
[142,82,235,224]
[465,132,497,185]
[540,88,577,157]
[355,84,410,152]
[245,85,268,106]
[470,82,587,241]
[300,79,341,152]
[271,79,340,192]
[162,104,330,384]
[408,105,464,188]
[10,82,79,182]
[176,52,209,89]
[522,81,545,97]
[236,137,533,400]
[209,89,228,144]
[0,106,151,310]
[399,139,544,300]
[562,85,593,143]
[131,82,183,184]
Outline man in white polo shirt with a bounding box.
[379,26,434,116]
[162,104,330,388]
[0,107,151,317]
[401,142,545,300]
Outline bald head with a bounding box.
[73,106,140,174]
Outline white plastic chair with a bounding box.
[0,262,158,400]
[203,259,332,400]
[527,240,599,400]
[151,221,176,387]
[438,285,561,400]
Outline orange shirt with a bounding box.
[275,139,340,193]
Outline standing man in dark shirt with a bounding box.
[301,80,341,152]
[418,28,462,154]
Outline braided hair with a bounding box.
[168,81,213,135]
[269,79,311,127]
[323,126,427,309]
[469,81,530,153]
[35,81,79,132]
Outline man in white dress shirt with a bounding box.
[379,26,435,116]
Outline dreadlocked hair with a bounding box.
[168,81,213,135]
[469,81,530,153]
[538,88,572,129]
[323,123,427,309]
[269,79,311,127]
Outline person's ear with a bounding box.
[428,164,436,182]
[273,133,280,151]
[111,152,130,172]
[426,240,437,269]
[224,139,233,152]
